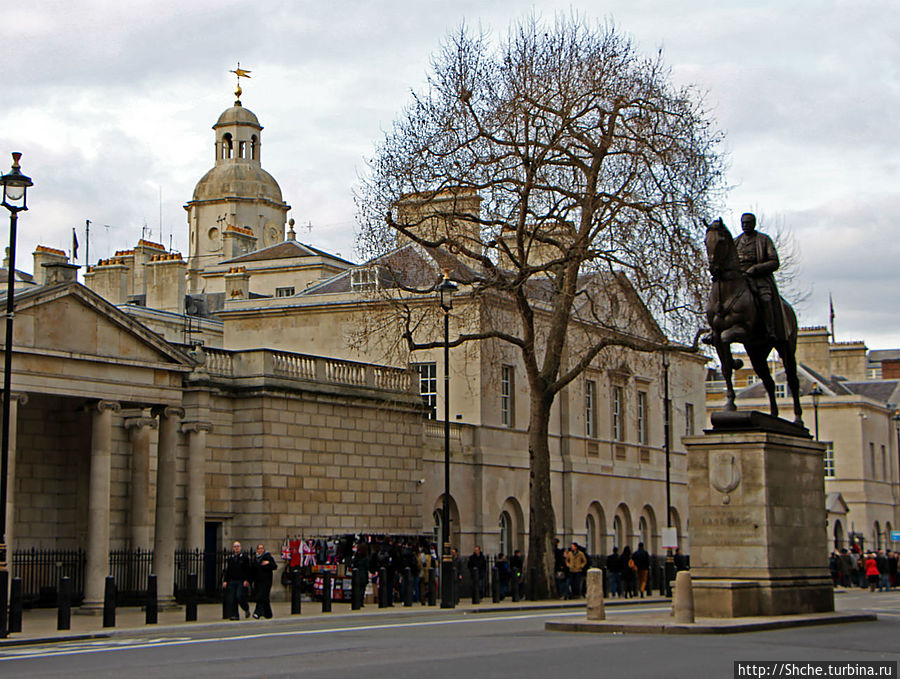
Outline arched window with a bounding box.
[499,511,512,556]
[250,135,258,160]
[432,509,443,547]
[222,133,233,159]
[239,140,247,159]
[874,521,882,550]
[586,513,596,556]
[613,515,623,549]
[638,516,648,548]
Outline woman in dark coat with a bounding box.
[620,545,636,599]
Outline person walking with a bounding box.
[223,541,251,620]
[252,543,278,619]
[468,545,487,598]
[865,552,880,592]
[606,546,623,597]
[633,542,651,598]
[565,543,587,599]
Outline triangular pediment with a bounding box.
[7,282,193,367]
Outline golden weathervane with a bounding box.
[230,63,251,104]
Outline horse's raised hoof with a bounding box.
[701,333,714,345]
[732,358,744,370]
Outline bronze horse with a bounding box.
[705,218,803,424]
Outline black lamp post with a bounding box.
[438,271,457,608]
[662,350,673,596]
[0,153,32,638]
[810,383,823,441]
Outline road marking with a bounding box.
[1,609,641,662]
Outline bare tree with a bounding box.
[356,15,724,596]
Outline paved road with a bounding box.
[2,592,898,679]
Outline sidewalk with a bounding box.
[0,595,666,647]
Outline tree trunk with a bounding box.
[526,390,556,599]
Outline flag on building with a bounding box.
[72,228,79,260]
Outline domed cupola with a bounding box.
[184,68,291,293]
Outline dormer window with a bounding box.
[351,266,380,291]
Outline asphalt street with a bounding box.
[1,591,898,679]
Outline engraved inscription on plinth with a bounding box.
[685,428,834,617]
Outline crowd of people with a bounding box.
[829,547,898,591]
[222,533,696,619]
[552,539,688,599]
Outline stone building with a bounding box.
[6,91,709,603]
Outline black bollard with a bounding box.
[602,567,608,598]
[378,567,388,608]
[427,571,436,606]
[145,574,158,625]
[9,577,22,634]
[57,576,72,631]
[351,568,362,610]
[527,567,537,601]
[472,567,481,605]
[322,572,332,613]
[512,570,521,602]
[290,569,302,615]
[186,572,198,622]
[491,567,500,603]
[103,576,116,628]
[222,581,232,619]
[403,567,413,607]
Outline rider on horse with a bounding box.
[734,213,783,343]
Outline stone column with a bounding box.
[182,421,211,552]
[82,400,120,611]
[153,405,183,607]
[125,415,157,551]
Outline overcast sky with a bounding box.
[2,0,898,348]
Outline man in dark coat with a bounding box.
[632,542,651,598]
[223,540,251,620]
[467,545,487,597]
[252,543,278,619]
[606,546,622,597]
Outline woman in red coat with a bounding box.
[865,553,880,592]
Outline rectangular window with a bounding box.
[870,442,876,479]
[774,382,787,399]
[414,362,437,420]
[501,364,514,427]
[882,445,887,481]
[685,403,695,437]
[637,391,648,445]
[585,380,596,438]
[824,442,835,477]
[275,286,295,298]
[350,266,379,291]
[612,385,624,442]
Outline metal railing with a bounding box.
[12,548,231,607]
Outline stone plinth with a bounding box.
[685,427,834,617]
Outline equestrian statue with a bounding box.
[704,213,804,426]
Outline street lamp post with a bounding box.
[0,153,32,638]
[662,351,673,596]
[810,383,823,441]
[438,271,457,609]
